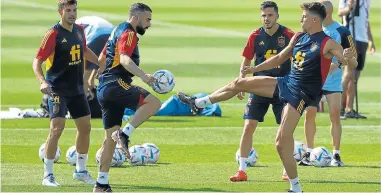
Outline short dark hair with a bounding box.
[58,0,77,11]
[129,3,152,17]
[260,1,278,13]
[300,2,327,21]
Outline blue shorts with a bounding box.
[276,77,320,115]
[48,94,90,119]
[97,79,150,129]
[86,34,109,70]
[243,93,284,124]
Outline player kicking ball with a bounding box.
[93,3,162,192]
[228,1,294,182]
[178,2,357,192]
[32,0,100,187]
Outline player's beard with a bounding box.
[136,24,146,35]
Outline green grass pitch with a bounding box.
[1,0,381,192]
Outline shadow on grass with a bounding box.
[112,184,227,192]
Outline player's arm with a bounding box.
[84,47,100,66]
[242,34,297,75]
[33,29,57,94]
[338,0,354,17]
[240,32,255,78]
[367,21,376,54]
[325,39,358,69]
[118,31,153,85]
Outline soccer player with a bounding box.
[177,2,357,192]
[229,1,294,182]
[299,0,357,167]
[32,0,99,187]
[93,3,161,192]
[75,16,114,92]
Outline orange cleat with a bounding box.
[229,170,247,182]
[282,171,289,181]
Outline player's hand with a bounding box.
[369,41,376,55]
[40,81,52,94]
[237,92,245,100]
[141,74,156,86]
[343,48,355,58]
[88,79,95,89]
[241,66,255,75]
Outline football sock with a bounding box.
[239,157,248,172]
[195,96,212,108]
[76,153,88,172]
[290,177,302,192]
[97,172,109,185]
[122,123,135,136]
[44,158,54,177]
[333,149,340,155]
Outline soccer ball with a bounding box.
[38,143,61,163]
[128,145,149,166]
[95,148,125,167]
[310,147,332,167]
[235,147,258,167]
[66,145,77,166]
[293,141,307,161]
[151,70,175,94]
[142,143,160,164]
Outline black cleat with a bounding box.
[344,110,367,119]
[177,92,203,115]
[298,152,311,166]
[330,153,344,167]
[93,182,112,192]
[286,189,303,193]
[111,130,130,159]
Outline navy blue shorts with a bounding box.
[276,77,320,115]
[97,79,150,129]
[243,93,284,124]
[48,94,90,119]
[311,90,341,107]
[86,34,109,70]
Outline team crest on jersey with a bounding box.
[76,30,83,42]
[310,41,319,52]
[278,36,285,47]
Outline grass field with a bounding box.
[1,0,381,192]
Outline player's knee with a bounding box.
[243,121,257,134]
[305,107,317,121]
[49,127,64,139]
[231,77,245,90]
[329,108,341,124]
[146,95,161,111]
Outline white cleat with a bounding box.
[42,174,61,187]
[73,170,96,184]
[330,153,344,167]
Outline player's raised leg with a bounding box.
[276,104,302,192]
[42,117,65,187]
[230,119,258,182]
[112,93,161,155]
[325,93,344,166]
[177,76,277,113]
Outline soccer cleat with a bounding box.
[177,92,203,115]
[229,170,247,182]
[298,152,311,166]
[93,182,113,192]
[330,153,344,167]
[73,169,96,184]
[282,170,289,181]
[111,130,130,159]
[344,110,367,119]
[42,173,61,187]
[286,189,303,193]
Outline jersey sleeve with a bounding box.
[77,25,87,52]
[118,30,137,56]
[284,28,295,39]
[35,29,58,61]
[242,32,256,60]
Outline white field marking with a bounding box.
[4,0,381,58]
[2,125,380,131]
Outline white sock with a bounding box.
[239,157,248,172]
[333,149,340,155]
[290,177,302,192]
[306,148,313,153]
[43,158,54,177]
[76,153,88,172]
[122,123,135,136]
[97,172,109,185]
[195,96,212,108]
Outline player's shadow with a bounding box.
[114,162,172,168]
[148,119,192,123]
[112,184,226,192]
